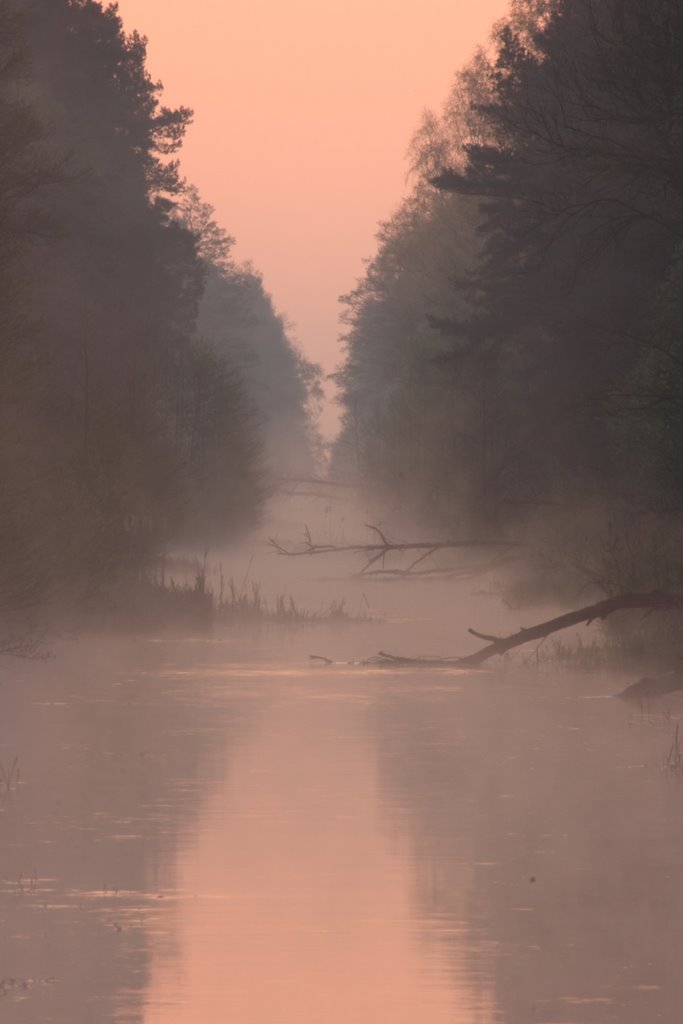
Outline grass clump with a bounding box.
[216,577,372,626]
[664,723,683,774]
[97,559,375,632]
[0,757,20,792]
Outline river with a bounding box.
[2,610,683,1023]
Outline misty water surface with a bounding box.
[2,615,683,1023]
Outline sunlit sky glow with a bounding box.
[115,0,510,433]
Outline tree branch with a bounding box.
[373,591,683,669]
[268,524,519,576]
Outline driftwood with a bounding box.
[269,524,518,577]
[312,591,683,670]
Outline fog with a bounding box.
[3,1,683,1022]
[4,487,683,1021]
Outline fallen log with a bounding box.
[370,651,466,668]
[453,591,683,669]
[312,591,683,670]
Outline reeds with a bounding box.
[0,757,20,792]
[118,565,374,630]
[664,723,683,773]
[216,578,371,626]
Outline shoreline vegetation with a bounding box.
[325,0,683,677]
[80,559,378,634]
[3,1,683,681]
[0,0,322,641]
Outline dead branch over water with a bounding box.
[316,591,683,669]
[453,591,683,668]
[269,524,519,577]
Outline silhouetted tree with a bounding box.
[334,0,683,558]
[0,0,312,618]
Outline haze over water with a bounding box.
[3,2,683,1022]
[3,525,683,1023]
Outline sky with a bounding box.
[116,0,510,434]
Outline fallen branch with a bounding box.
[454,591,683,669]
[269,524,519,576]
[311,591,683,670]
[308,651,468,668]
[310,654,334,665]
[467,628,503,643]
[371,651,465,667]
[354,566,477,581]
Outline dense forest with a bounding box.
[0,0,319,618]
[5,0,683,623]
[332,0,683,597]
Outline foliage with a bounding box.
[0,0,317,620]
[333,0,683,578]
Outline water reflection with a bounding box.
[1,640,489,1023]
[372,671,683,1024]
[142,677,473,1023]
[4,638,683,1023]
[0,639,259,1023]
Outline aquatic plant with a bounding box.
[0,756,20,792]
[664,724,683,774]
[216,578,373,626]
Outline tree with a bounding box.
[333,0,683,582]
[0,0,268,608]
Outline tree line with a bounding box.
[0,0,319,615]
[332,0,683,593]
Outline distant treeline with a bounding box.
[0,0,319,612]
[332,0,683,591]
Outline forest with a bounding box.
[3,0,683,634]
[0,0,320,624]
[332,0,683,606]
[3,4,683,1019]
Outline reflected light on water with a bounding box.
[7,635,683,1024]
[142,689,493,1023]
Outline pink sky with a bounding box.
[116,0,510,433]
